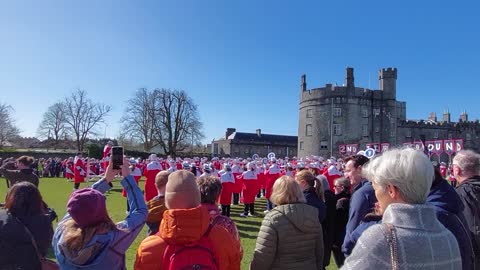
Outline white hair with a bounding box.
[363,147,433,204]
[453,150,480,176]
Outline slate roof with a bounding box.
[229,132,297,145]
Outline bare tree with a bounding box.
[0,103,20,148]
[150,89,204,156]
[119,88,157,152]
[62,89,111,151]
[37,102,68,147]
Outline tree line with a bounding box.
[0,88,204,156]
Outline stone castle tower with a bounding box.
[298,67,406,157]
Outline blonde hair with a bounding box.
[61,218,117,251]
[270,176,306,206]
[155,171,170,189]
[295,170,324,201]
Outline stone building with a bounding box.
[211,128,297,158]
[298,67,480,158]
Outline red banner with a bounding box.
[380,143,390,152]
[425,141,435,156]
[433,140,444,156]
[338,144,359,156]
[413,141,425,151]
[455,139,464,152]
[444,140,455,156]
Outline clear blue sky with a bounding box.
[1,1,478,143]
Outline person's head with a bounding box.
[165,170,201,209]
[295,170,324,201]
[155,171,169,195]
[452,150,480,182]
[363,148,434,214]
[196,176,222,205]
[5,182,45,217]
[344,155,370,187]
[270,176,306,206]
[223,163,231,171]
[62,188,116,251]
[67,188,112,228]
[15,156,34,169]
[333,177,350,195]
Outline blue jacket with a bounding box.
[303,187,326,222]
[342,180,377,255]
[53,175,147,270]
[428,178,474,270]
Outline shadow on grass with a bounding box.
[235,219,263,227]
[239,231,259,240]
[110,188,124,193]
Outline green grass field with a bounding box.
[0,177,338,270]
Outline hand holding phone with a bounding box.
[112,146,124,170]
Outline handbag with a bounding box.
[16,217,60,270]
[384,223,399,270]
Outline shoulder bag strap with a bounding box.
[384,223,399,270]
[204,215,222,237]
[15,217,43,261]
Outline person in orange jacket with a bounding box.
[134,170,242,270]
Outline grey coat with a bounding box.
[250,203,324,270]
[342,203,462,270]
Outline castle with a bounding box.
[298,67,480,160]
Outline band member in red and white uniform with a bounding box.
[239,162,258,217]
[122,158,143,212]
[440,162,447,178]
[144,154,162,201]
[167,159,177,173]
[256,160,266,198]
[264,158,281,212]
[323,159,342,191]
[65,157,74,181]
[284,162,295,177]
[200,163,213,177]
[73,153,86,190]
[102,141,113,171]
[231,160,243,205]
[219,164,235,217]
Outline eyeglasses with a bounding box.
[334,185,344,188]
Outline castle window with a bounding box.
[362,108,368,118]
[320,141,328,149]
[466,133,471,140]
[433,131,439,139]
[334,108,342,117]
[306,109,313,118]
[448,133,453,139]
[362,125,368,137]
[390,130,395,137]
[375,126,380,133]
[299,141,304,150]
[406,129,412,138]
[306,124,313,136]
[333,124,342,136]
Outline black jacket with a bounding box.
[456,175,480,269]
[429,178,474,270]
[0,165,39,188]
[0,209,53,270]
[303,187,326,222]
[333,191,351,247]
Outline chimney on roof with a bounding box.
[460,111,468,122]
[345,67,355,89]
[256,129,262,137]
[443,109,451,123]
[225,128,236,139]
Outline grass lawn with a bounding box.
[0,177,339,270]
